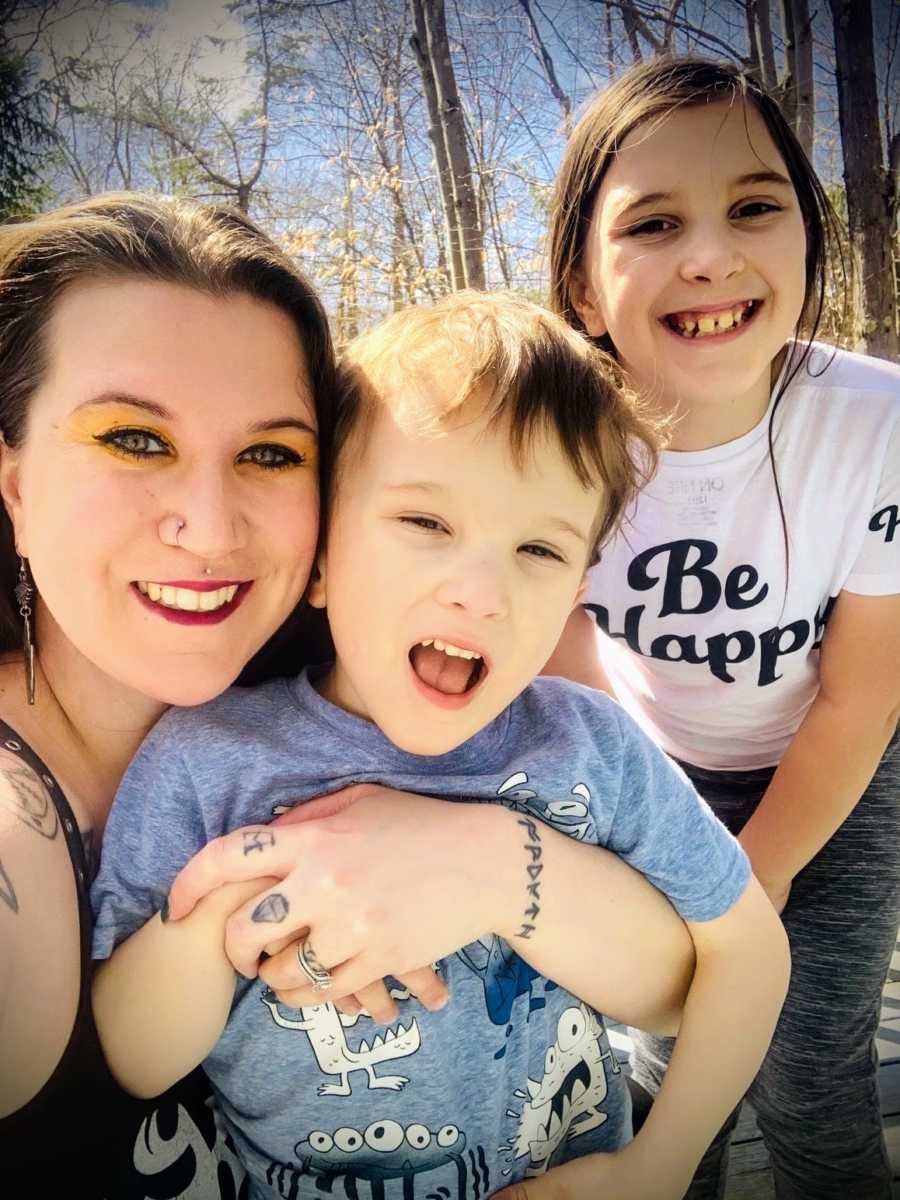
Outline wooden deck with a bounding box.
[608,933,900,1198]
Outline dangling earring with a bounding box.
[14,556,35,705]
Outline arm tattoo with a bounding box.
[0,858,17,913]
[515,817,542,939]
[0,766,58,839]
[251,893,289,923]
[243,830,276,855]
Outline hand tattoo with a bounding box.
[515,817,542,939]
[251,893,289,923]
[243,830,276,855]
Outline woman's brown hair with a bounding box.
[0,192,338,676]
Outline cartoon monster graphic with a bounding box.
[262,988,421,1096]
[455,936,542,1033]
[271,1119,488,1200]
[500,1004,618,1176]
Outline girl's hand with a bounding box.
[165,784,517,1010]
[493,1144,686,1200]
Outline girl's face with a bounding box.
[1,277,320,706]
[573,99,807,422]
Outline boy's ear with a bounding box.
[0,438,26,556]
[569,269,607,339]
[307,555,327,609]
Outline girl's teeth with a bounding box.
[138,583,239,612]
[668,302,754,338]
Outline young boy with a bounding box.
[91,292,789,1200]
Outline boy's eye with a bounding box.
[732,200,783,220]
[520,543,564,563]
[399,515,447,534]
[94,427,171,458]
[237,443,306,470]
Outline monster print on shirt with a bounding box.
[499,1004,618,1178]
[261,989,421,1096]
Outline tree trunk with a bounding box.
[830,0,898,359]
[780,0,814,158]
[746,0,777,89]
[409,0,485,291]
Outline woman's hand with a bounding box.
[165,784,518,1014]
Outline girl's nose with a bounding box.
[678,225,746,285]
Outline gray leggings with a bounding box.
[630,729,900,1200]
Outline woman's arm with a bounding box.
[738,590,900,911]
[92,877,276,1098]
[165,791,695,1036]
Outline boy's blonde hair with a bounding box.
[335,290,659,564]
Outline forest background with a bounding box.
[3,0,899,359]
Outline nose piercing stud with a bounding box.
[159,514,187,547]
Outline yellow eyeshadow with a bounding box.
[66,405,169,445]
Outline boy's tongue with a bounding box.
[410,643,475,695]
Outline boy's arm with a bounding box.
[93,877,275,1098]
[494,876,790,1200]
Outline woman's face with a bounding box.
[1,277,320,706]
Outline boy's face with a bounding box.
[310,395,597,755]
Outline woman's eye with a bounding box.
[520,543,564,563]
[94,428,170,458]
[237,443,305,470]
[733,200,782,220]
[399,515,447,533]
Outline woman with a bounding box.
[0,193,695,1197]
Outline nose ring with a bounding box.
[159,514,186,547]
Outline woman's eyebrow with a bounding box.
[72,393,315,436]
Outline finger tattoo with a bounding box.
[251,893,290,923]
[515,817,542,939]
[242,830,276,855]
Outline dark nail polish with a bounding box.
[160,896,170,923]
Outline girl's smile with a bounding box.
[574,100,807,449]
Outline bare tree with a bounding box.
[830,0,898,359]
[410,0,485,290]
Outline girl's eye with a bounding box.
[399,515,447,534]
[237,443,305,470]
[94,427,171,458]
[627,216,677,237]
[520,543,564,563]
[733,200,783,220]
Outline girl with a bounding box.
[542,55,900,1200]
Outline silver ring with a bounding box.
[297,939,332,993]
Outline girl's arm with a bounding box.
[541,604,615,694]
[165,794,695,1037]
[737,590,900,911]
[92,877,276,1098]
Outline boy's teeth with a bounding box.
[421,637,482,661]
[137,582,239,612]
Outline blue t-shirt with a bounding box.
[92,671,749,1200]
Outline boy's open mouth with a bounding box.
[663,299,760,339]
[409,638,486,696]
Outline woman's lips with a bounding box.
[132,580,252,625]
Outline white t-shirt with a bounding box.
[583,344,900,770]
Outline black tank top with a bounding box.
[0,721,245,1198]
